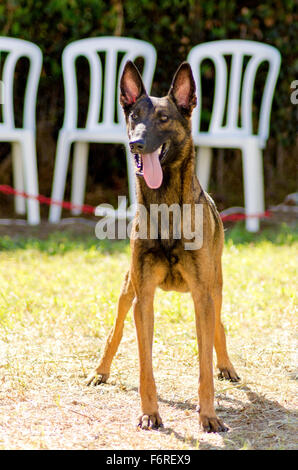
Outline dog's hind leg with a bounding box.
[86,270,134,386]
[192,288,229,432]
[213,271,240,382]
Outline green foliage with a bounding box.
[1,0,296,141]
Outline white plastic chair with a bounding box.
[0,37,42,224]
[49,36,157,223]
[188,40,281,231]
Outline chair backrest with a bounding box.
[61,37,157,133]
[187,40,281,148]
[0,37,42,131]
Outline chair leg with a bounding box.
[71,142,89,215]
[125,142,136,212]
[49,132,72,223]
[242,140,265,232]
[20,133,40,225]
[196,146,212,191]
[12,142,26,215]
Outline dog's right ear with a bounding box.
[120,61,147,110]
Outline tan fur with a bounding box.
[86,62,239,432]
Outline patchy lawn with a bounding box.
[0,223,297,450]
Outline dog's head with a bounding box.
[120,61,197,190]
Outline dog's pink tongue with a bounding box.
[142,150,163,189]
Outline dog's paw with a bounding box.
[85,372,109,386]
[137,412,163,430]
[217,365,240,383]
[199,414,228,433]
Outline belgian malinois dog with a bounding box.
[87,61,240,432]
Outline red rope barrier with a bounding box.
[0,184,95,215]
[220,211,271,222]
[0,184,271,221]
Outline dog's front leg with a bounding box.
[132,263,165,430]
[133,296,162,429]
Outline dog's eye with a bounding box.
[131,112,138,121]
[160,115,168,122]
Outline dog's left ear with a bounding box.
[168,62,197,116]
[120,61,147,111]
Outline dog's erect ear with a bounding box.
[120,61,147,110]
[168,62,197,116]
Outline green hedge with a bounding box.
[0,0,297,211]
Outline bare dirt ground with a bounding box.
[0,326,297,450]
[0,215,297,450]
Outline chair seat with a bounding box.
[0,128,35,141]
[192,133,264,149]
[59,127,128,144]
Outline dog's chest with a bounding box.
[148,239,190,293]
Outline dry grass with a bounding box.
[0,224,297,450]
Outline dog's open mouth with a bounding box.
[133,142,169,189]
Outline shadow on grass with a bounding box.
[198,384,297,450]
[115,382,296,449]
[169,382,296,450]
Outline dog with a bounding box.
[87,61,240,432]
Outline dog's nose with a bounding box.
[130,139,145,153]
